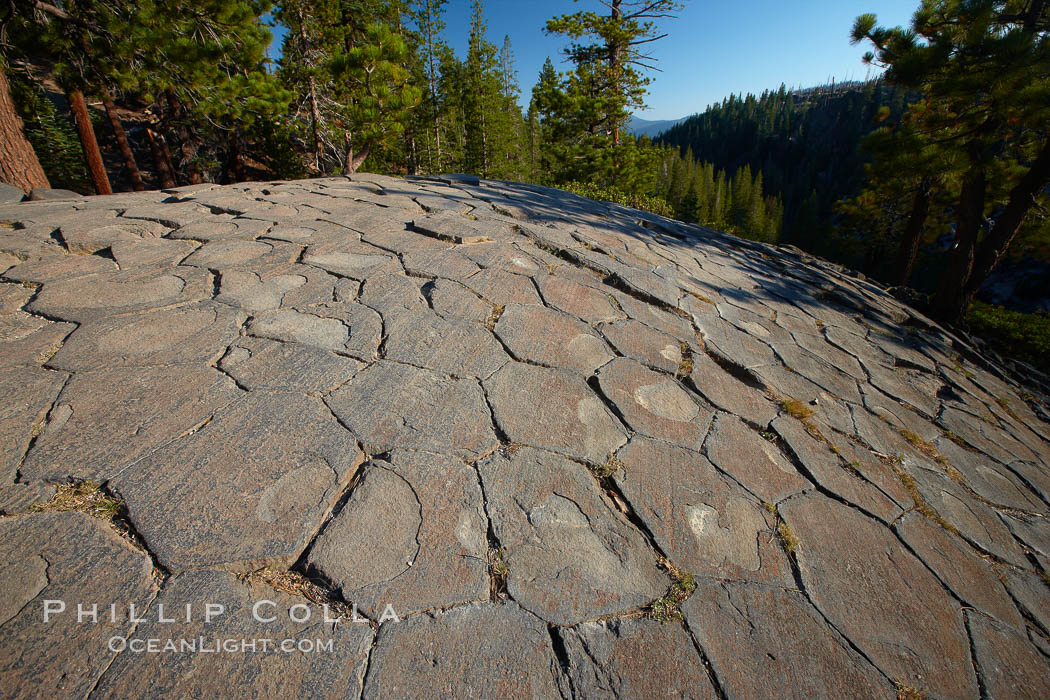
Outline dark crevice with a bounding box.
[680,618,729,700]
[700,345,769,391]
[14,371,71,482]
[962,611,989,699]
[547,625,575,697]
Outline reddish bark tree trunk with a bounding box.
[0,67,50,192]
[100,90,144,191]
[893,179,932,286]
[145,128,176,189]
[963,135,1050,301]
[67,88,112,195]
[931,169,985,323]
[165,89,202,184]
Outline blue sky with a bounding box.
[268,0,921,121]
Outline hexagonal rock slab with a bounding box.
[113,392,364,571]
[307,450,488,617]
[535,274,623,322]
[557,618,716,698]
[772,416,902,523]
[478,447,666,625]
[219,337,358,394]
[484,362,627,463]
[4,253,117,283]
[327,361,498,458]
[19,365,240,483]
[216,268,308,313]
[895,510,1022,629]
[247,307,371,357]
[0,512,156,699]
[495,304,613,373]
[422,278,492,323]
[302,238,402,279]
[411,210,508,243]
[362,603,562,698]
[47,303,245,371]
[597,318,682,373]
[0,315,75,369]
[615,437,793,585]
[462,268,542,305]
[687,349,778,428]
[0,366,66,481]
[383,310,508,378]
[27,267,212,322]
[703,413,809,503]
[92,569,374,699]
[683,579,892,699]
[109,238,200,267]
[967,611,1050,699]
[779,494,977,697]
[596,357,712,449]
[180,239,277,269]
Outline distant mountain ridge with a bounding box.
[626,115,683,138]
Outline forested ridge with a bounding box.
[2,0,1049,358]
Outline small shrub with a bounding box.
[966,301,1050,374]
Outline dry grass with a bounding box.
[996,395,1021,422]
[488,546,509,599]
[244,569,354,617]
[778,397,824,439]
[31,481,121,521]
[896,684,926,700]
[889,460,959,535]
[675,342,693,379]
[763,503,800,555]
[684,290,715,306]
[485,304,505,331]
[592,455,624,479]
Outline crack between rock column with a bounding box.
[962,610,989,699]
[83,583,161,698]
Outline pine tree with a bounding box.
[854,1,1050,322]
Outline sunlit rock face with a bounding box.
[1,174,1048,698]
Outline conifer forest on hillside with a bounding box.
[2,1,1049,370]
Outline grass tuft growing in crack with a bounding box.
[675,342,693,379]
[485,304,505,331]
[647,559,697,623]
[244,568,357,619]
[895,683,927,700]
[32,481,122,521]
[763,503,801,555]
[488,546,508,600]
[592,455,624,479]
[888,457,959,535]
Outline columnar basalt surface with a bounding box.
[1,175,1049,697]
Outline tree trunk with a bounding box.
[930,168,986,322]
[67,88,111,195]
[100,90,144,191]
[963,135,1050,301]
[344,132,370,174]
[609,0,623,146]
[165,89,202,184]
[226,130,245,183]
[145,128,176,189]
[0,65,50,192]
[893,179,932,286]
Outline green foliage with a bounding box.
[966,302,1050,374]
[560,180,674,219]
[8,74,91,193]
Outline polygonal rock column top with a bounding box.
[112,392,364,572]
[247,302,382,359]
[534,274,624,322]
[483,362,627,464]
[19,365,241,483]
[0,513,157,699]
[383,309,509,378]
[92,569,375,699]
[219,337,359,394]
[703,412,809,504]
[595,357,713,449]
[362,602,562,698]
[596,318,682,373]
[307,450,489,617]
[326,361,498,458]
[478,447,666,625]
[556,618,717,698]
[47,302,246,371]
[967,611,1050,699]
[778,493,977,698]
[26,267,212,322]
[683,579,893,699]
[615,437,793,585]
[495,304,614,373]
[0,366,67,482]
